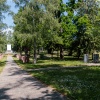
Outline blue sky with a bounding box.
[3,0,19,27]
[3,0,67,27]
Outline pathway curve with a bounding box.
[0,55,67,100]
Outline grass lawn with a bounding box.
[13,56,84,70]
[13,56,100,99]
[0,55,7,73]
[31,66,100,100]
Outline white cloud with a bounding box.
[2,28,14,33]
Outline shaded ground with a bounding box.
[0,55,67,100]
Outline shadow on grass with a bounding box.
[38,56,83,61]
[0,61,6,68]
[14,59,62,70]
[30,54,83,61]
[30,66,100,100]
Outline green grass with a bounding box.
[30,66,100,100]
[13,56,84,70]
[14,56,100,99]
[0,55,7,73]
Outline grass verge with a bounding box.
[0,55,7,73]
[13,56,84,70]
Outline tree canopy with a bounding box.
[0,0,10,53]
[12,0,100,62]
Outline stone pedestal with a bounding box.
[21,56,29,63]
[21,56,25,63]
[84,54,89,63]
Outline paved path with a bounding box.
[0,56,67,100]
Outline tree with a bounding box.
[13,0,61,63]
[0,31,7,53]
[13,7,33,55]
[63,0,100,58]
[75,0,100,57]
[0,0,9,53]
[58,0,78,57]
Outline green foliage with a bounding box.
[0,32,7,53]
[0,0,10,53]
[0,0,9,30]
[13,0,100,59]
[64,0,100,56]
[13,0,61,62]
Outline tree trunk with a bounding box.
[24,47,29,63]
[51,48,53,58]
[68,50,73,56]
[47,48,52,54]
[92,53,93,60]
[60,46,64,59]
[77,49,81,59]
[19,48,22,55]
[57,50,59,58]
[33,38,37,64]
[37,48,40,54]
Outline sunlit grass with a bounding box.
[30,66,100,99]
[0,55,7,73]
[13,56,84,70]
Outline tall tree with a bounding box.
[64,0,100,58]
[13,7,33,55]
[13,0,61,63]
[0,0,9,52]
[59,0,78,57]
[75,0,99,56]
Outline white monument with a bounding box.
[7,44,12,53]
[7,44,11,50]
